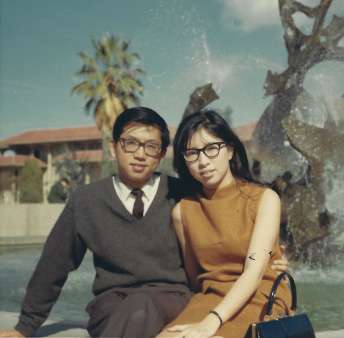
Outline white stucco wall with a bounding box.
[0,203,64,245]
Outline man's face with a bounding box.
[111,122,166,188]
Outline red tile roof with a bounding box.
[0,126,180,150]
[0,126,102,149]
[0,155,47,168]
[0,122,256,151]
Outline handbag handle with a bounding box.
[266,271,297,316]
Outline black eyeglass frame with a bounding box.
[119,138,162,157]
[183,142,227,162]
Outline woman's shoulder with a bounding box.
[237,179,267,200]
[176,195,202,220]
[237,180,280,206]
[172,199,197,230]
[237,180,280,220]
[179,195,199,208]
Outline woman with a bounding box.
[157,110,291,338]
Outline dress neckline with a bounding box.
[201,178,239,200]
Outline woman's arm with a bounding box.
[207,188,281,324]
[172,203,201,291]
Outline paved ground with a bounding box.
[0,312,87,337]
[0,311,343,337]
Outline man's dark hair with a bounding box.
[112,107,170,152]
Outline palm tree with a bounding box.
[72,34,145,175]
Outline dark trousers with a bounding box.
[86,284,192,338]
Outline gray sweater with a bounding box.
[15,174,188,336]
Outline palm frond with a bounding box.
[73,33,145,124]
[85,98,96,113]
[78,52,97,67]
[71,81,92,95]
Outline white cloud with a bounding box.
[219,0,344,32]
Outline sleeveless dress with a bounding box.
[167,180,291,338]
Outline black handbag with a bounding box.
[249,271,315,338]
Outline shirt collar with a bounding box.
[113,173,160,201]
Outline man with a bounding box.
[0,107,288,338]
[47,177,70,203]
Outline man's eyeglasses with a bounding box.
[183,142,227,162]
[119,138,162,157]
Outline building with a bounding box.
[0,122,256,204]
[0,155,47,203]
[0,126,103,203]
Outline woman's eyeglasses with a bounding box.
[183,142,227,162]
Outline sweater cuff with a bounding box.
[15,320,38,337]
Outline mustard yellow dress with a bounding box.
[168,180,291,338]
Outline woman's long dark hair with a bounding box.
[173,110,254,193]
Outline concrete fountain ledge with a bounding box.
[0,311,343,338]
[0,312,86,337]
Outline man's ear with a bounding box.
[109,141,117,159]
[159,147,168,161]
[161,148,167,158]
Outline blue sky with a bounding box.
[1,0,343,140]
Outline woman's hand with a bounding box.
[166,315,222,338]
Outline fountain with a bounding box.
[251,0,344,182]
[250,0,344,265]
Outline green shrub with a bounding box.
[19,159,43,203]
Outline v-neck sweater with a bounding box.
[16,174,188,337]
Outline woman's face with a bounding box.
[185,127,234,192]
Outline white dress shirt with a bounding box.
[112,173,161,216]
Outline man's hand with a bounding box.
[271,244,289,273]
[0,330,25,338]
[164,313,223,338]
[156,314,224,338]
